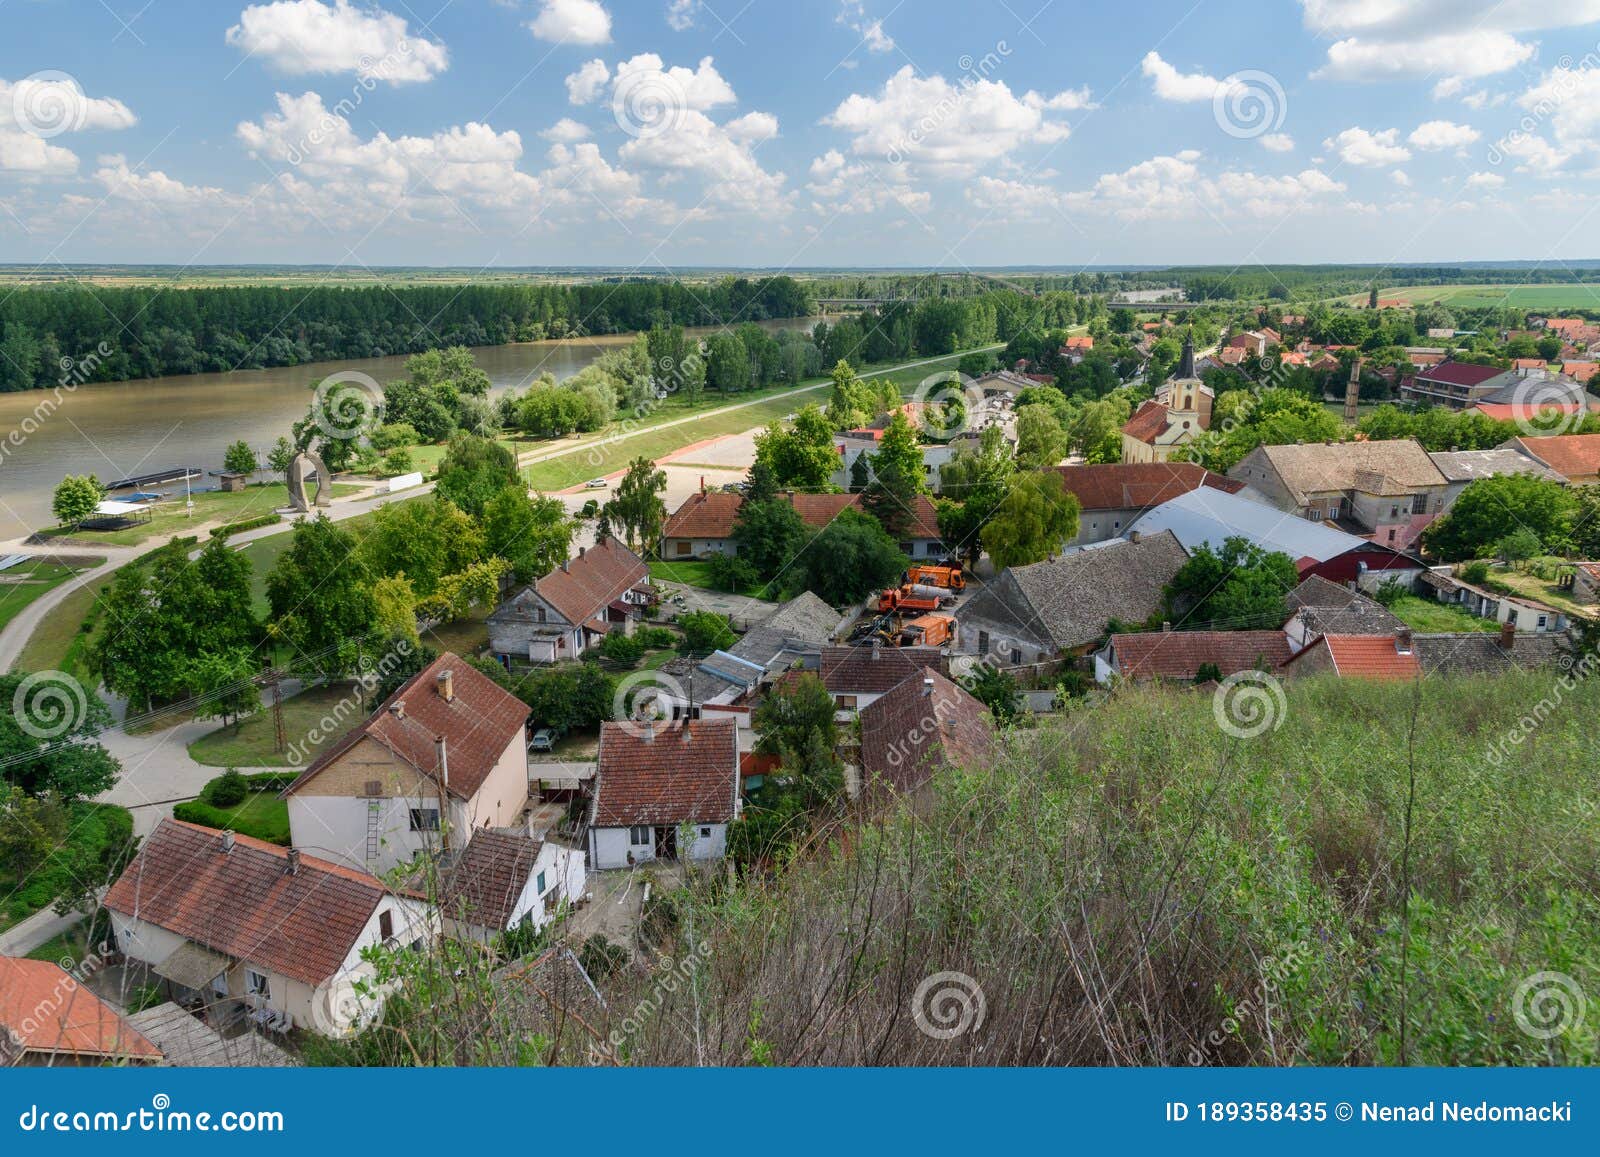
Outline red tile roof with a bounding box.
[286,652,528,802]
[0,957,161,1063]
[592,717,739,827]
[1284,634,1421,680]
[1473,402,1590,423]
[527,537,648,628]
[1121,399,1170,444]
[663,491,941,542]
[860,668,994,796]
[1414,361,1504,387]
[1508,433,1600,479]
[1107,630,1292,680]
[1053,463,1243,512]
[1063,335,1094,351]
[822,644,946,694]
[1562,361,1598,382]
[105,820,414,988]
[440,830,542,931]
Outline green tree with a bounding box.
[481,486,573,583]
[357,498,485,597]
[732,499,808,580]
[1162,536,1299,630]
[293,376,376,471]
[705,332,751,392]
[753,405,839,490]
[51,474,103,528]
[678,610,737,654]
[434,434,520,517]
[1016,405,1067,469]
[266,515,380,675]
[0,675,120,800]
[1496,527,1543,566]
[184,649,261,730]
[1423,475,1576,562]
[794,509,907,603]
[980,471,1081,571]
[967,664,1020,724]
[267,436,295,477]
[861,410,926,537]
[603,457,668,555]
[752,672,842,807]
[223,440,257,475]
[370,574,421,649]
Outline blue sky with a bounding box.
[4,0,1600,269]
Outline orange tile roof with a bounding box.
[1510,433,1600,479]
[0,957,161,1063]
[593,717,739,827]
[1562,361,1598,382]
[1310,635,1421,679]
[662,490,744,540]
[524,537,649,629]
[1053,462,1242,511]
[1121,399,1170,444]
[663,491,942,542]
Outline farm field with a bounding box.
[1360,284,1600,310]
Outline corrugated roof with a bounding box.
[1126,487,1371,564]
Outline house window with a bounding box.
[1390,505,1400,519]
[378,910,393,941]
[629,826,651,845]
[535,606,546,623]
[246,970,271,1000]
[1387,529,1396,543]
[676,541,691,556]
[837,694,858,710]
[1411,493,1428,515]
[1537,615,1548,629]
[409,807,440,832]
[978,630,990,654]
[536,871,547,895]
[700,827,712,838]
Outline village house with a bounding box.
[1427,447,1567,508]
[106,820,435,1037]
[1572,562,1600,605]
[587,717,741,870]
[1225,328,1279,358]
[1092,629,1292,684]
[1053,461,1247,547]
[1125,486,1424,587]
[282,654,533,875]
[956,531,1190,662]
[1500,433,1600,485]
[857,669,994,798]
[1282,575,1404,652]
[487,537,651,664]
[1120,340,1213,464]
[1412,624,1568,675]
[821,643,946,713]
[1225,438,1449,550]
[0,956,162,1066]
[689,592,845,724]
[1414,570,1570,634]
[1279,632,1423,681]
[438,829,586,944]
[660,489,946,560]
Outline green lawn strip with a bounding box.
[173,788,291,845]
[13,575,108,683]
[0,562,82,634]
[188,681,372,768]
[33,482,360,547]
[1485,567,1595,621]
[1387,593,1499,633]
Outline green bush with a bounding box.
[210,513,280,539]
[600,632,647,664]
[1459,560,1492,586]
[204,769,249,808]
[677,610,736,654]
[578,934,628,980]
[635,625,676,649]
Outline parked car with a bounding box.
[528,728,557,753]
[585,477,609,489]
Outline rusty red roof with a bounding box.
[0,957,161,1063]
[592,717,740,827]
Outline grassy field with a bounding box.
[1387,593,1499,633]
[12,575,109,683]
[521,348,998,493]
[1487,566,1595,619]
[1362,284,1600,310]
[0,560,96,634]
[175,789,292,844]
[188,681,371,768]
[35,482,360,546]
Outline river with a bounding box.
[0,317,824,543]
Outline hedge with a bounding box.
[210,513,280,539]
[172,796,291,845]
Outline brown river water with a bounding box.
[0,317,821,542]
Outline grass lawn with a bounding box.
[420,606,492,658]
[1486,566,1594,620]
[1387,593,1499,633]
[176,789,292,844]
[0,560,96,634]
[13,575,109,684]
[35,482,359,547]
[188,680,371,768]
[520,347,997,493]
[649,559,778,599]
[1348,284,1600,311]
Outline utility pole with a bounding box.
[261,668,286,754]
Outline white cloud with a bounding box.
[1324,127,1411,166]
[613,54,737,113]
[226,0,448,83]
[541,117,591,143]
[665,0,699,31]
[1460,90,1509,110]
[93,155,246,209]
[1314,29,1532,84]
[1465,171,1505,188]
[529,0,612,45]
[565,58,610,105]
[824,66,1079,178]
[1515,66,1600,169]
[1024,88,1095,112]
[1408,119,1480,150]
[0,74,137,175]
[619,105,789,214]
[806,149,931,216]
[966,175,1060,221]
[1260,133,1295,152]
[1062,151,1346,221]
[539,141,669,221]
[1140,51,1222,102]
[838,2,894,54]
[1392,170,1411,187]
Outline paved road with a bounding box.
[0,903,85,958]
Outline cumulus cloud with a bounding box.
[1061,151,1346,221]
[226,0,448,83]
[1465,171,1505,187]
[1323,127,1411,166]
[1140,52,1222,102]
[806,149,931,216]
[666,0,699,30]
[541,117,591,143]
[0,74,136,175]
[1314,29,1532,85]
[619,104,789,214]
[823,66,1081,178]
[1260,133,1295,152]
[1408,119,1480,150]
[565,59,610,105]
[93,155,246,209]
[966,175,1061,221]
[613,54,737,113]
[1511,66,1600,171]
[529,0,612,45]
[838,1,894,54]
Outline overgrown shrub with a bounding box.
[204,769,249,808]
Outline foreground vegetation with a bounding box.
[314,670,1598,1066]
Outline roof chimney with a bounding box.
[642,720,654,743]
[1499,621,1517,650]
[681,722,692,743]
[1395,628,1413,655]
[390,700,406,720]
[437,669,454,703]
[435,736,449,793]
[578,545,586,558]
[923,676,934,696]
[1162,621,1172,632]
[220,830,235,854]
[872,639,882,660]
[1129,531,1141,544]
[561,559,570,573]
[285,848,301,876]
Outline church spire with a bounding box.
[1178,336,1195,379]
